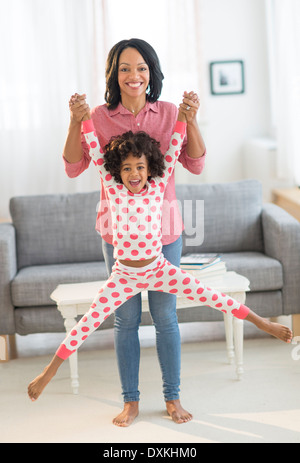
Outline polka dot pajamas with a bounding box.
[56,255,250,359]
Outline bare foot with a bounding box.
[112,401,139,427]
[28,366,56,401]
[246,312,293,343]
[28,355,64,401]
[166,399,193,424]
[260,320,293,343]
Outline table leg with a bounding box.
[63,314,79,394]
[224,290,246,380]
[68,351,79,395]
[233,318,244,380]
[223,313,235,364]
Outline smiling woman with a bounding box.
[61,36,206,427]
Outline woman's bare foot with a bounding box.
[166,399,193,424]
[28,355,64,401]
[112,401,139,427]
[246,312,293,343]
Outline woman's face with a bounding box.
[118,47,150,101]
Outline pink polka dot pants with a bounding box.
[56,254,250,359]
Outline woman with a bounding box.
[63,38,206,427]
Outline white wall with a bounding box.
[0,0,273,220]
[175,0,272,186]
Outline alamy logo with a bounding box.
[291,336,300,361]
[96,198,205,247]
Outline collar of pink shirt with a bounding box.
[105,100,159,117]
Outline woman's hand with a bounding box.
[179,91,200,124]
[69,93,91,123]
[179,91,206,159]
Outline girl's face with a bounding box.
[118,47,150,102]
[120,153,150,194]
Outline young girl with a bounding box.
[28,101,293,419]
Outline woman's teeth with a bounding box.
[128,83,141,88]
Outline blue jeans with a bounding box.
[102,236,182,403]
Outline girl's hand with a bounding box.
[69,93,91,123]
[179,91,200,124]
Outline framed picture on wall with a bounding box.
[210,60,245,95]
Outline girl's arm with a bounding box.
[161,111,187,185]
[82,119,104,168]
[81,118,115,187]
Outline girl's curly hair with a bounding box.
[103,131,165,184]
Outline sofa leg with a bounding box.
[0,336,8,361]
[293,314,300,337]
[0,335,17,362]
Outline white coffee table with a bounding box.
[51,271,250,394]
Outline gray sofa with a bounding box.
[1,179,300,338]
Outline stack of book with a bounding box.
[180,253,226,282]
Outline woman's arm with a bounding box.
[63,93,90,164]
[186,119,206,159]
[63,120,84,163]
[179,91,206,159]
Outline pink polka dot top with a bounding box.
[82,119,186,261]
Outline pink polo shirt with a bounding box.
[64,100,206,245]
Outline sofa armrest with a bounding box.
[0,223,17,334]
[262,203,300,315]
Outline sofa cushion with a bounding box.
[177,179,264,253]
[10,191,103,269]
[221,252,283,291]
[11,261,108,307]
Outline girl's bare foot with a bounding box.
[28,366,56,401]
[261,320,293,343]
[112,401,139,427]
[28,355,64,401]
[166,399,193,424]
[246,312,293,343]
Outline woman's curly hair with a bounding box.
[104,131,165,184]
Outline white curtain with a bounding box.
[271,0,300,183]
[0,0,205,220]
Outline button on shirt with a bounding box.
[64,101,206,245]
